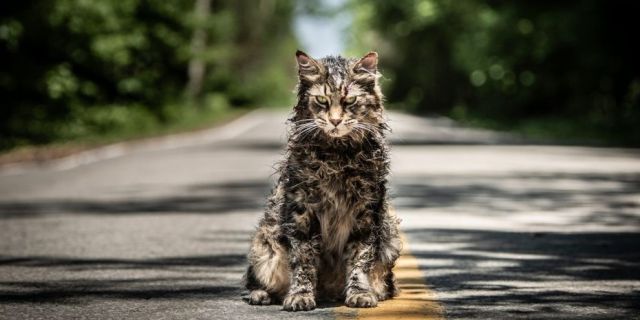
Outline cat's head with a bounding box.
[293,50,385,140]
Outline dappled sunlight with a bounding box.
[0,252,247,303]
[406,229,640,319]
[393,151,640,318]
[336,236,444,320]
[393,169,640,232]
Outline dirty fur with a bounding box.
[244,50,402,311]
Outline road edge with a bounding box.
[0,109,269,176]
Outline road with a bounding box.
[1,109,639,319]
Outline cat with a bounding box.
[243,50,402,311]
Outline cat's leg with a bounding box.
[248,289,271,305]
[245,226,290,305]
[246,264,279,305]
[245,265,269,305]
[344,241,379,308]
[245,185,291,305]
[282,235,320,311]
[246,264,272,305]
[279,192,321,312]
[363,204,403,301]
[367,264,398,301]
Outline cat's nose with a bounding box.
[329,119,342,127]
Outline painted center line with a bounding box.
[335,233,444,319]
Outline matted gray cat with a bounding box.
[244,50,402,311]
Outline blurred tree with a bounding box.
[0,0,297,150]
[186,0,212,103]
[348,0,640,145]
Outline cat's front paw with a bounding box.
[345,291,378,308]
[283,293,316,311]
[248,289,271,305]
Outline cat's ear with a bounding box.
[296,50,321,81]
[353,51,378,74]
[295,50,314,68]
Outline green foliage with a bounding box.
[348,0,640,145]
[42,97,239,149]
[0,0,297,150]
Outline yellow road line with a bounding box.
[335,234,444,320]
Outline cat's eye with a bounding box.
[315,96,328,105]
[344,96,357,105]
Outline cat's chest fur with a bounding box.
[289,144,381,254]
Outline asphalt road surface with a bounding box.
[1,109,639,319]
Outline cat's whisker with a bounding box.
[354,124,376,136]
[294,130,313,140]
[298,126,319,141]
[297,127,315,136]
[292,119,316,124]
[297,131,314,142]
[294,123,319,141]
[295,123,314,130]
[294,123,316,134]
[295,120,315,126]
[296,122,316,130]
[363,123,383,136]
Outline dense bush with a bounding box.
[349,0,640,145]
[0,0,297,149]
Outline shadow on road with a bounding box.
[0,254,246,269]
[393,172,640,228]
[0,181,272,218]
[1,143,639,318]
[405,228,640,319]
[396,170,640,318]
[0,253,247,303]
[0,281,239,303]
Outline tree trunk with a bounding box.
[185,0,211,103]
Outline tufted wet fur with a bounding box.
[244,50,402,311]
